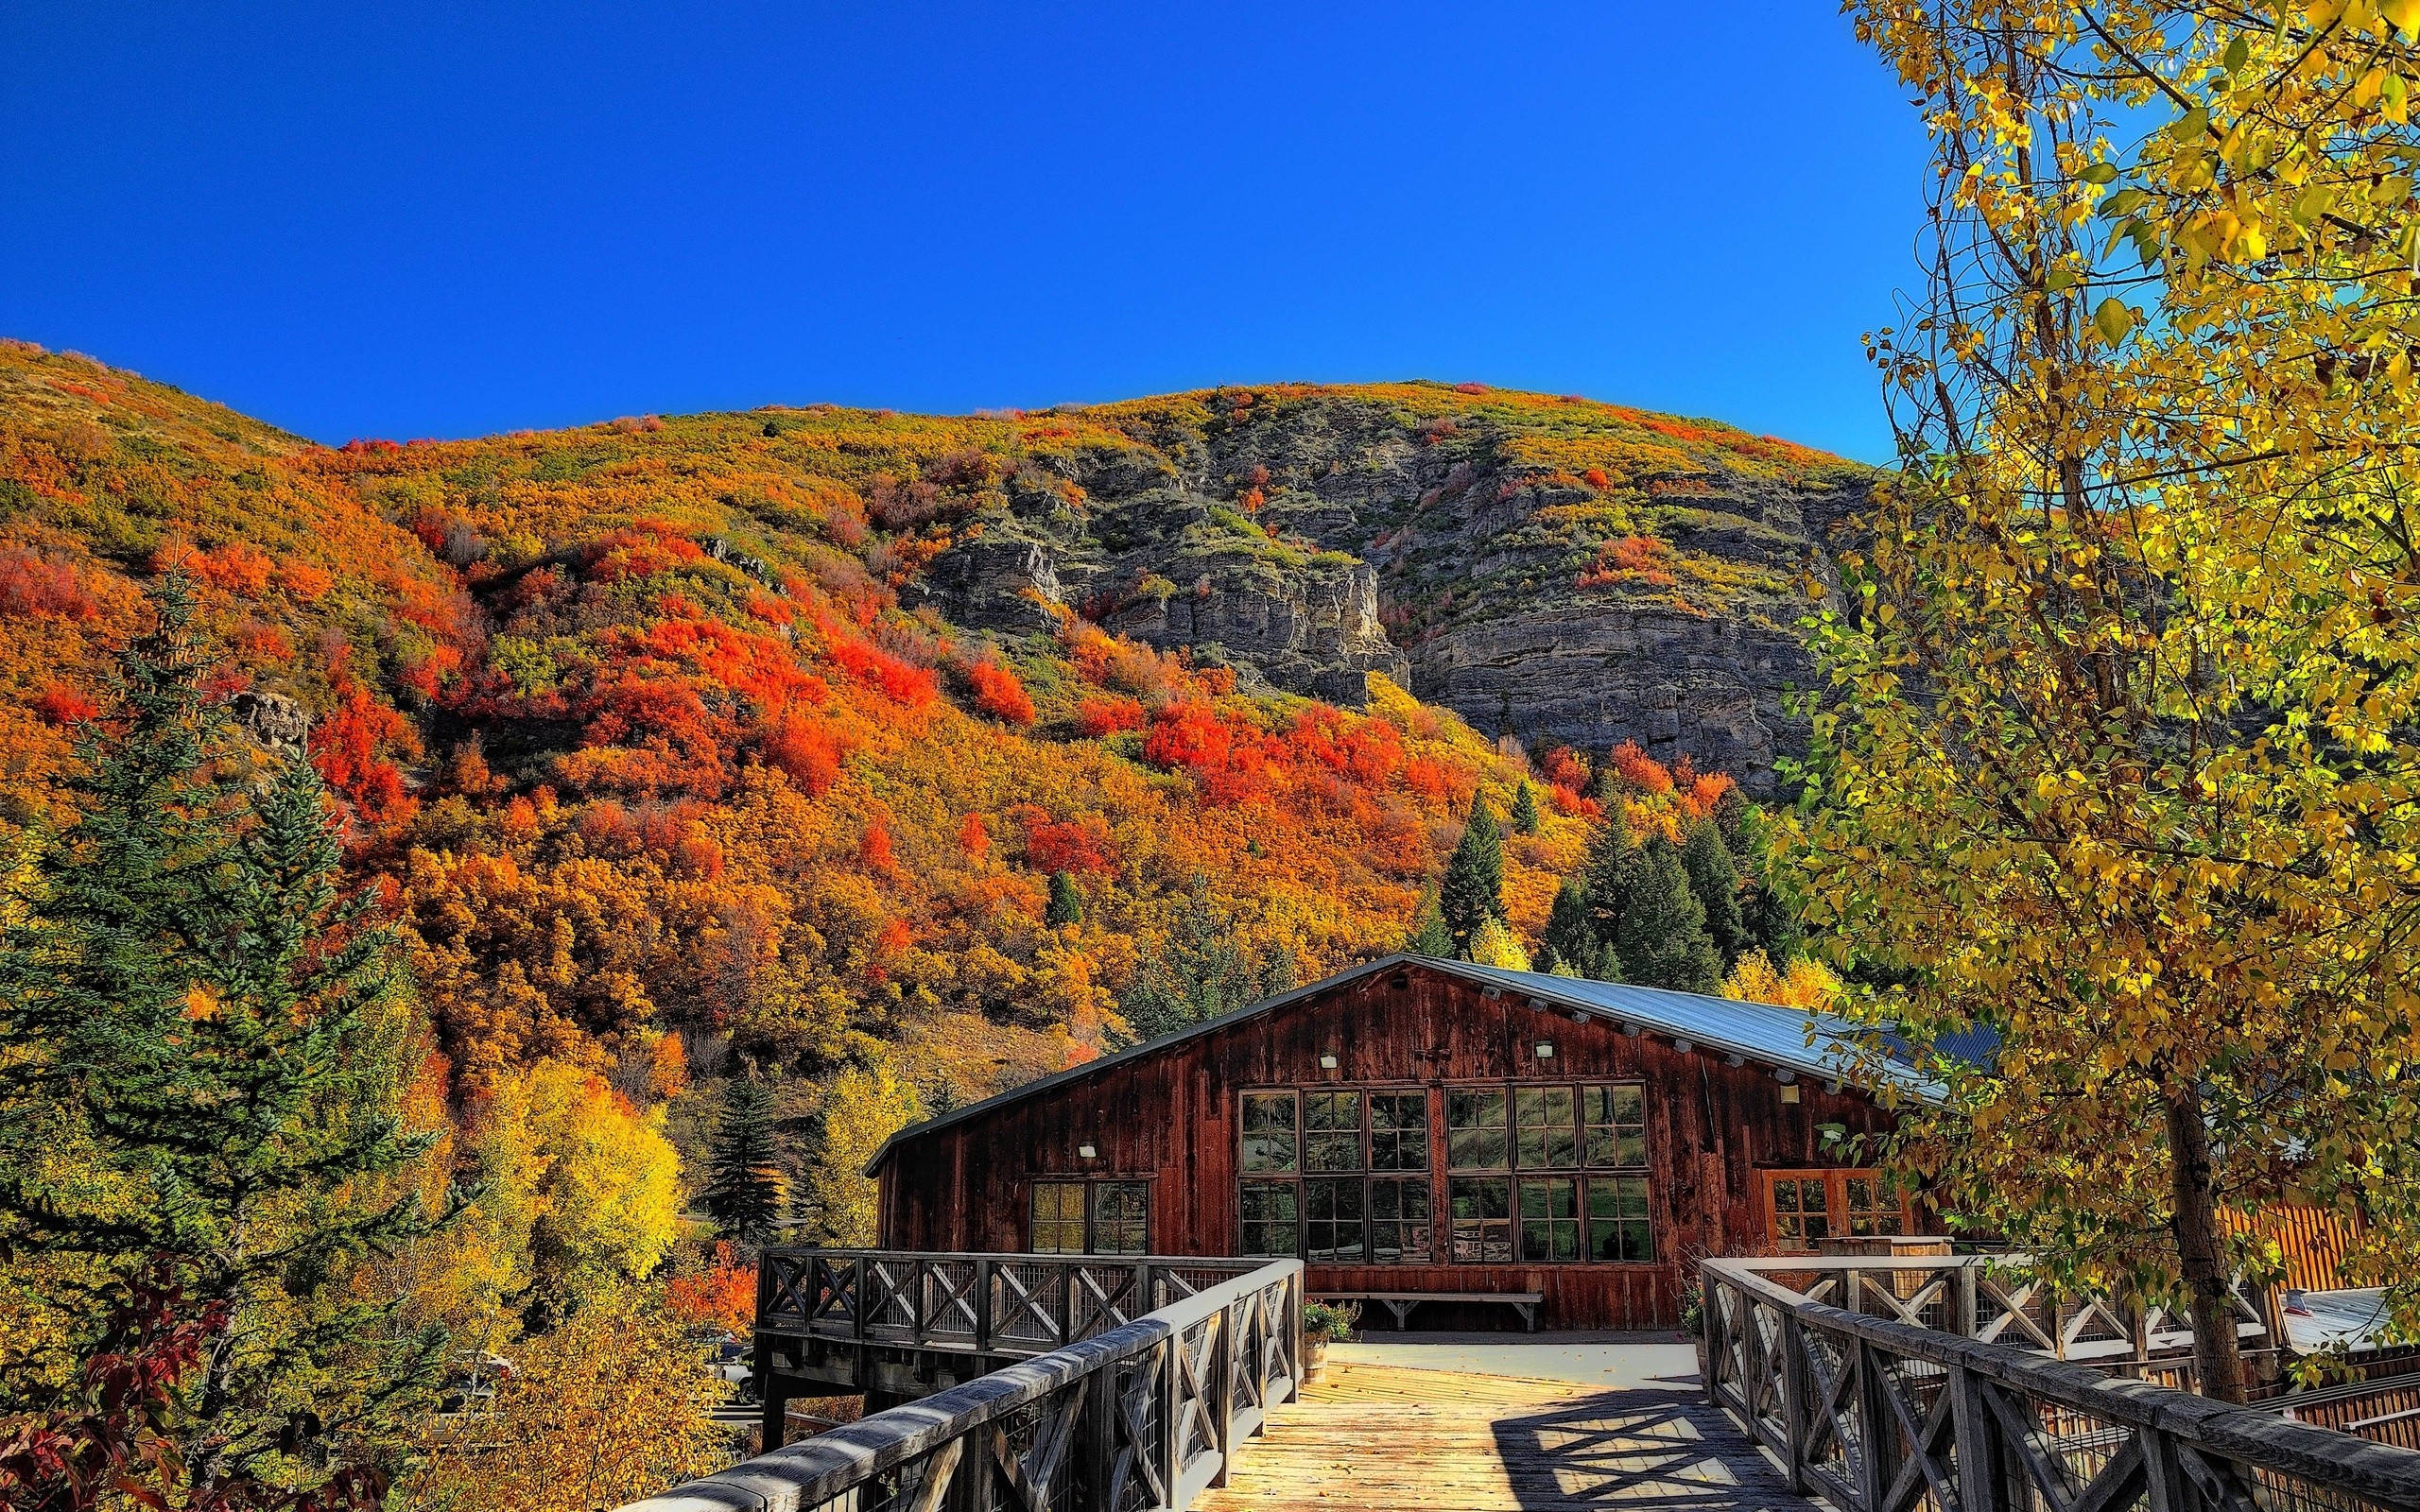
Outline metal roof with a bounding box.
[862,953,1936,1177]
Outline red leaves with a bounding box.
[311,680,420,833]
[965,660,1034,725]
[826,636,938,707]
[1075,696,1144,737]
[0,547,102,620]
[1017,805,1116,875]
[0,1266,379,1512]
[1606,738,1673,795]
[580,519,706,584]
[761,715,845,796]
[34,683,98,726]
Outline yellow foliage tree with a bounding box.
[399,1286,728,1512]
[1721,950,1840,1012]
[803,1064,925,1246]
[1810,0,2420,1399]
[1465,916,1532,971]
[476,1060,683,1308]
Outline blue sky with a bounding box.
[2,5,1926,460]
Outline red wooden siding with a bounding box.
[874,962,1911,1330]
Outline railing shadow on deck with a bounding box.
[621,1254,1303,1512]
[1701,1255,2420,1512]
[1487,1386,1804,1512]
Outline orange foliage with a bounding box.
[966,660,1035,725]
[1605,739,1673,795]
[1577,535,1678,590]
[665,1244,753,1334]
[1075,696,1144,736]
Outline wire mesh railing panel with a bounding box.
[993,1261,1071,1348]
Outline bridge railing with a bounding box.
[1701,1254,2420,1512]
[625,1254,1303,1512]
[757,1247,1272,1360]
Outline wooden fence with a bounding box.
[1702,1254,2420,1512]
[623,1253,1303,1512]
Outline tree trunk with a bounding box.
[2165,1082,2247,1403]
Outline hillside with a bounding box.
[0,341,1837,1109]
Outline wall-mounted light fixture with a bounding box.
[1319,1053,1339,1070]
[1569,1010,1589,1024]
[1824,1079,1842,1094]
[1775,1070,1798,1085]
[1534,1040,1556,1059]
[1528,997,1549,1012]
[1724,1053,1745,1067]
[1619,1022,1641,1038]
[1078,1143,1098,1160]
[1481,986,1503,1000]
[1673,1038,1694,1055]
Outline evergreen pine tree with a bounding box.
[1118,874,1290,1041]
[1578,815,1639,965]
[1539,876,1604,978]
[1680,820,1750,968]
[1614,836,1723,993]
[0,576,446,1487]
[1045,870,1083,928]
[704,1075,786,1244]
[1509,780,1540,835]
[1438,798,1506,954]
[1405,886,1454,957]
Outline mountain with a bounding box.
[909,384,1869,793]
[0,340,1841,1107]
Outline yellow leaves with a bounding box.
[2390,0,2420,40]
[182,984,220,1022]
[2095,297,2137,344]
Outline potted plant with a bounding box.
[1301,1301,1358,1383]
[1680,1283,1708,1385]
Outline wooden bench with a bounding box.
[1313,1290,1546,1332]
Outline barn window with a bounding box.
[1304,1091,1364,1171]
[1368,1091,1428,1170]
[1514,1088,1579,1169]
[1370,1176,1432,1263]
[1446,1090,1510,1170]
[1767,1170,1909,1249]
[1518,1177,1582,1261]
[1031,1179,1150,1255]
[1304,1177,1366,1261]
[1092,1181,1150,1255]
[1448,1177,1512,1262]
[1031,1182,1088,1254]
[1844,1176,1904,1237]
[1582,1084,1647,1168]
[1240,1180,1298,1256]
[1769,1174,1833,1246]
[1587,1176,1654,1262]
[1241,1092,1299,1173]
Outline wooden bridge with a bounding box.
[622,1250,2420,1512]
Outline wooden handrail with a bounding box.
[1700,1254,2420,1512]
[623,1254,1305,1512]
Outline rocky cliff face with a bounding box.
[911,386,1870,795]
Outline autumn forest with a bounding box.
[0,345,1823,1509]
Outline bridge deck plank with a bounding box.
[1198,1361,1814,1512]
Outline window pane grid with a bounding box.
[1519,1177,1582,1261]
[1447,1090,1509,1171]
[1582,1083,1648,1169]
[1032,1181,1087,1255]
[1241,1085,1660,1266]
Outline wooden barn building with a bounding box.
[866,954,1936,1331]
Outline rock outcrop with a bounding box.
[917,387,1869,795]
